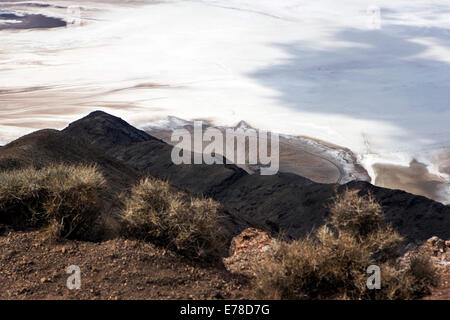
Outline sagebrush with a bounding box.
[120,177,226,260]
[0,164,105,241]
[253,189,437,300]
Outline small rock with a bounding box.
[40,277,50,284]
[224,228,274,277]
[213,291,224,299]
[427,236,446,253]
[405,243,417,252]
[17,288,29,295]
[428,236,440,245]
[3,250,16,258]
[90,289,100,296]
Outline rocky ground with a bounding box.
[223,228,276,278]
[0,227,253,300]
[1,225,449,300]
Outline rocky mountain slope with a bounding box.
[0,111,449,242]
[0,125,253,240]
[61,111,450,243]
[0,129,139,197]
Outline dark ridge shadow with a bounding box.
[0,2,66,9]
[0,13,66,30]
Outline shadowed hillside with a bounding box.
[0,129,140,196]
[64,111,246,195]
[0,127,254,240]
[0,111,448,242]
[60,111,450,243]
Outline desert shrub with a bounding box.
[364,225,404,262]
[253,189,437,300]
[120,177,226,260]
[367,255,438,300]
[329,189,383,238]
[403,253,438,296]
[408,253,438,286]
[0,164,105,241]
[254,227,373,299]
[120,178,173,239]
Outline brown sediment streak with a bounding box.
[0,86,53,95]
[103,83,180,95]
[0,120,68,129]
[374,159,449,203]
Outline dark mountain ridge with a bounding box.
[0,129,139,196]
[0,126,254,240]
[1,111,449,243]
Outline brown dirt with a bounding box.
[1,226,450,300]
[0,229,253,300]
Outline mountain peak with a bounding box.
[63,110,157,150]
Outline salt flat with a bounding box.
[0,0,449,201]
